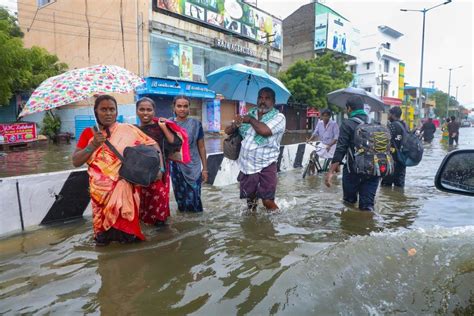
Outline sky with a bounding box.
[257,0,473,109]
[1,0,472,108]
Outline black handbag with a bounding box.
[223,130,243,160]
[104,140,161,186]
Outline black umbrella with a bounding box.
[327,87,387,112]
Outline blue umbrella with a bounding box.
[327,87,387,112]
[206,64,291,104]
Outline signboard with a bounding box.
[306,108,319,117]
[155,0,282,50]
[137,77,216,99]
[326,13,359,56]
[398,62,405,100]
[314,13,328,50]
[206,99,221,132]
[213,38,257,57]
[314,12,360,57]
[179,44,193,80]
[0,122,37,144]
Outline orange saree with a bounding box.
[85,123,156,241]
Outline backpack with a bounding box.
[393,121,424,167]
[350,117,394,177]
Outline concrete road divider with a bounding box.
[0,143,312,237]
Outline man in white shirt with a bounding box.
[225,87,286,212]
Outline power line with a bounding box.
[18,7,140,33]
[16,0,139,27]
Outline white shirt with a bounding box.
[238,113,286,175]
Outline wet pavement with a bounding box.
[0,128,473,314]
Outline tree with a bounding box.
[429,90,459,118]
[279,53,353,112]
[0,8,68,106]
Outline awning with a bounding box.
[383,96,402,106]
[136,77,216,99]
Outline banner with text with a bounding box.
[156,0,282,50]
[0,122,37,144]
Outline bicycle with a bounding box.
[302,142,332,179]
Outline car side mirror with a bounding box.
[435,149,474,196]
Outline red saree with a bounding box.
[139,119,189,225]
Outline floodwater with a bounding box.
[1,128,474,315]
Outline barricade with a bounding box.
[0,143,311,237]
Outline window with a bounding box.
[37,0,53,7]
[393,67,396,74]
[150,35,267,83]
[392,90,395,96]
[365,62,371,70]
[383,59,389,73]
[350,65,357,73]
[364,87,372,92]
[382,42,391,50]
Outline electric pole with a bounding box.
[262,33,275,73]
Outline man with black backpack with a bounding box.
[381,107,407,188]
[325,96,394,212]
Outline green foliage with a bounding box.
[41,111,61,138]
[0,8,68,106]
[279,53,353,112]
[0,8,23,38]
[429,90,459,118]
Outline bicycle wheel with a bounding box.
[302,162,311,179]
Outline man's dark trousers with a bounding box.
[342,169,380,211]
[381,161,406,187]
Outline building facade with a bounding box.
[354,25,404,107]
[17,0,282,134]
[283,2,360,71]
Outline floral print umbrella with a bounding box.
[19,65,145,117]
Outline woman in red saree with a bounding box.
[136,97,189,226]
[72,95,161,245]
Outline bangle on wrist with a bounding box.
[84,146,93,153]
[202,170,208,173]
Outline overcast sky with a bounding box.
[1,0,472,108]
[258,0,473,108]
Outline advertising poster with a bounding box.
[167,42,180,78]
[156,0,282,50]
[314,13,328,50]
[325,13,360,57]
[239,100,247,115]
[398,62,405,100]
[0,122,37,144]
[206,99,221,132]
[179,44,193,80]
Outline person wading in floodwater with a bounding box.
[72,94,162,245]
[325,95,392,212]
[225,87,286,212]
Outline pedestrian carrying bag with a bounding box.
[350,117,394,177]
[393,121,424,167]
[104,140,161,186]
[223,130,243,160]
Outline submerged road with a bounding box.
[1,128,473,314]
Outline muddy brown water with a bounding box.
[1,129,474,314]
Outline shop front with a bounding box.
[136,77,217,129]
[148,33,280,131]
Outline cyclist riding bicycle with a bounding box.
[306,108,339,171]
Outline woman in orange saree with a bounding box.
[72,95,160,245]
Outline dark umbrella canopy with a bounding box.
[327,87,386,112]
